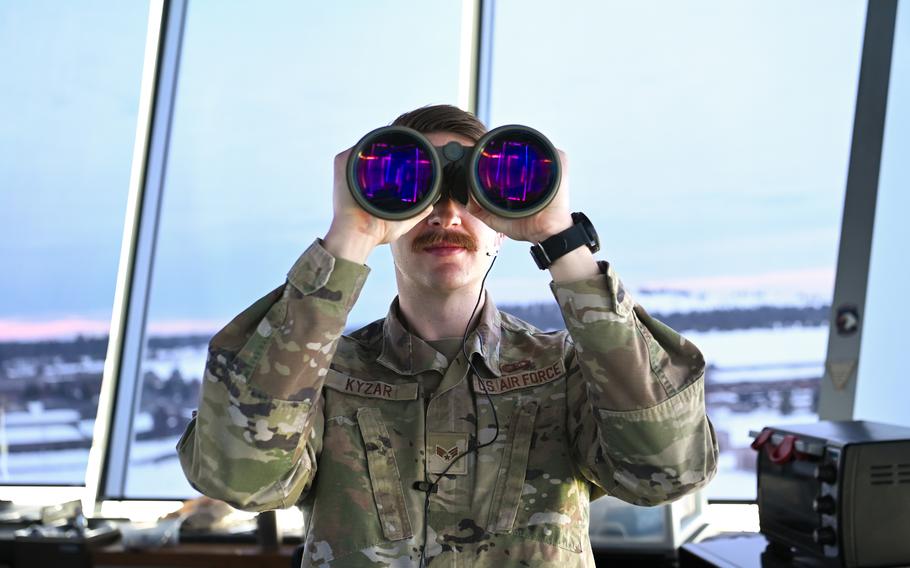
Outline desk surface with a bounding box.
[93,543,296,568]
[680,533,839,568]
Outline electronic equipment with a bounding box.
[750,421,910,567]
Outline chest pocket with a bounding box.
[487,400,539,532]
[357,406,413,541]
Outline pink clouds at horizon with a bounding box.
[0,318,224,342]
[0,268,837,341]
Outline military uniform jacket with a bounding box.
[178,240,718,567]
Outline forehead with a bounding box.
[424,131,476,147]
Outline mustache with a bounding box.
[411,230,478,253]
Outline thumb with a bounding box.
[466,198,497,228]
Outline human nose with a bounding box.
[427,198,462,228]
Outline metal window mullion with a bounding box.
[818,0,898,420]
[457,0,482,115]
[474,0,495,126]
[83,0,188,511]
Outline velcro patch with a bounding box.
[500,359,531,373]
[473,359,565,395]
[324,369,418,400]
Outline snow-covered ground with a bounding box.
[2,395,821,500]
[0,446,89,484]
[1,397,814,496]
[636,288,829,313]
[685,325,827,370]
[142,345,208,382]
[125,435,196,498]
[134,325,831,387]
[1,285,833,499]
[3,355,105,380]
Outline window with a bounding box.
[115,0,467,499]
[0,1,149,485]
[485,0,866,500]
[854,1,910,427]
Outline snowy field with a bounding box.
[135,325,831,385]
[3,323,829,500]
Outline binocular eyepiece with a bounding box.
[346,125,560,220]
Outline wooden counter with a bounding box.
[93,542,296,568]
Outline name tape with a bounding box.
[473,359,565,395]
[324,369,418,400]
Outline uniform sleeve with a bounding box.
[177,239,370,511]
[550,260,718,506]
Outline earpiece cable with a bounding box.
[417,254,499,567]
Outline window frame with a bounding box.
[83,0,186,506]
[817,0,899,420]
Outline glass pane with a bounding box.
[0,2,148,484]
[854,1,910,426]
[487,0,866,500]
[126,0,464,498]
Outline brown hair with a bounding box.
[391,104,487,142]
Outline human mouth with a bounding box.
[423,244,466,256]
[412,230,478,254]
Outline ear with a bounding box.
[485,232,506,257]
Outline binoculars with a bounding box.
[346,125,560,220]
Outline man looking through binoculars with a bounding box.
[178,104,718,567]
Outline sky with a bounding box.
[0,0,874,339]
[0,1,148,329]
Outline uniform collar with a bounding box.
[377,293,502,377]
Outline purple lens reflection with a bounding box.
[354,133,434,214]
[475,133,557,212]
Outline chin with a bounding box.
[421,274,471,293]
[423,279,462,292]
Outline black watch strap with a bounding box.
[530,212,600,270]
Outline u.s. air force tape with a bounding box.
[324,369,419,400]
[324,359,564,400]
[473,359,565,394]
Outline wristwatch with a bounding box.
[530,212,600,270]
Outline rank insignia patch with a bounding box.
[428,432,468,475]
[436,445,459,462]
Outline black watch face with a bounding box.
[572,212,599,251]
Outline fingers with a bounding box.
[466,196,496,228]
[333,147,352,173]
[416,203,435,223]
[398,205,433,237]
[335,146,354,161]
[380,204,435,245]
[555,149,569,200]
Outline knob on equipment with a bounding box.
[813,527,837,546]
[813,495,836,515]
[814,463,838,484]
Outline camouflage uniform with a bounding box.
[178,239,718,567]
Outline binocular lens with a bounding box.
[352,131,436,215]
[348,125,558,219]
[475,131,558,214]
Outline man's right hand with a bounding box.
[322,147,433,264]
